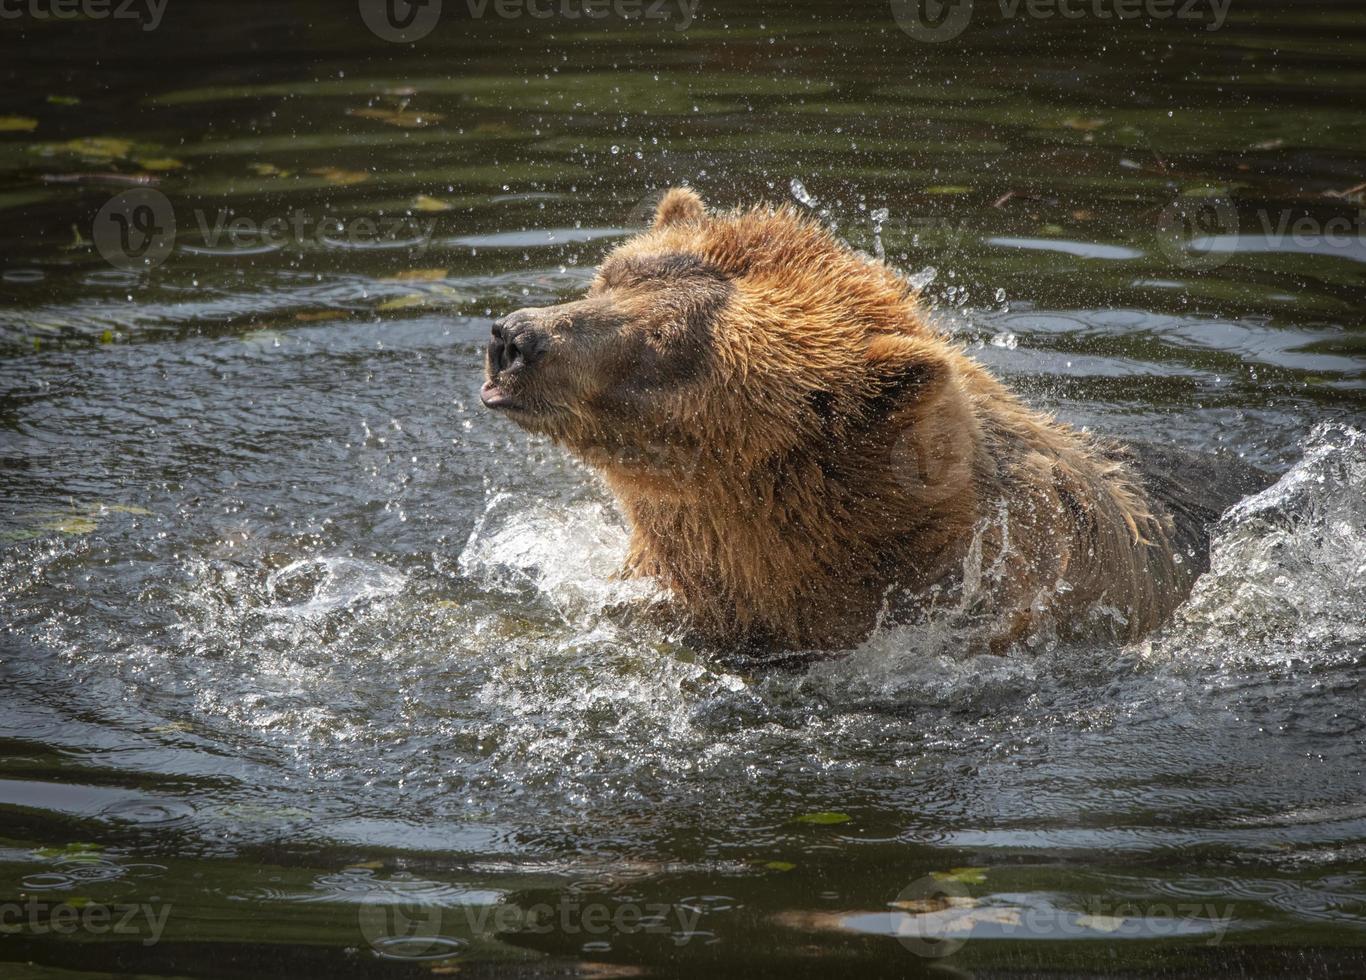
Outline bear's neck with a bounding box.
[599,444,979,649]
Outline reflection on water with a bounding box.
[1,0,1364,975]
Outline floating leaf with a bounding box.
[135,157,183,171]
[40,136,136,160]
[348,107,445,128]
[893,895,977,913]
[309,166,368,186]
[930,867,988,885]
[387,268,447,282]
[294,310,345,322]
[0,116,38,133]
[240,329,285,345]
[34,842,104,860]
[42,515,98,535]
[47,95,81,106]
[1179,185,1234,199]
[99,329,114,344]
[793,811,851,825]
[99,503,152,515]
[248,162,291,177]
[764,861,797,872]
[414,193,452,212]
[377,285,464,311]
[377,293,432,312]
[0,528,42,542]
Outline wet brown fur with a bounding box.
[485,188,1195,653]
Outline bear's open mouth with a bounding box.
[480,380,520,411]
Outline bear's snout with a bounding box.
[482,309,550,411]
[488,310,547,377]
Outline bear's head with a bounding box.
[481,187,954,485]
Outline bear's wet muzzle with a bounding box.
[482,309,548,410]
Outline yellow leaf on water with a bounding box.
[99,329,114,343]
[43,515,97,535]
[249,162,290,177]
[348,107,445,128]
[387,269,447,282]
[930,867,988,885]
[377,293,431,312]
[136,157,183,171]
[413,194,452,212]
[0,116,38,132]
[92,503,152,515]
[893,895,977,913]
[309,166,368,186]
[44,136,136,160]
[240,329,285,345]
[793,811,851,825]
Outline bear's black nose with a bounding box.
[489,311,543,375]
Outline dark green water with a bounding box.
[1,1,1364,976]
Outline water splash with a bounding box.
[458,493,661,622]
[1147,422,1366,666]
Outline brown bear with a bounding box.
[480,187,1268,655]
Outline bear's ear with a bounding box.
[653,187,706,229]
[863,333,951,415]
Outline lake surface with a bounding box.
[1,0,1364,976]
